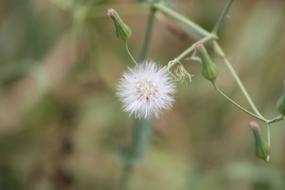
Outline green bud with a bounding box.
[277,81,285,115]
[249,121,270,162]
[107,8,132,42]
[196,43,219,82]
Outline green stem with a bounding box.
[212,0,235,35]
[213,84,267,123]
[125,43,137,65]
[153,2,211,39]
[266,123,271,147]
[268,115,284,124]
[116,120,152,190]
[138,6,157,62]
[266,123,271,162]
[167,35,217,70]
[116,6,156,190]
[152,1,267,123]
[116,164,132,190]
[213,41,266,120]
[152,2,273,126]
[131,119,152,158]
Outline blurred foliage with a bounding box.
[0,0,285,190]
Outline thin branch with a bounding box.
[167,35,217,70]
[116,6,156,190]
[212,41,266,120]
[212,0,235,35]
[213,84,267,123]
[125,43,138,65]
[153,2,211,39]
[268,115,284,124]
[138,6,157,61]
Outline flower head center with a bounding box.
[136,79,157,100]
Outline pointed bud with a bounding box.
[277,81,285,115]
[196,43,219,82]
[107,8,132,42]
[249,121,270,162]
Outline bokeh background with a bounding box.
[0,0,285,190]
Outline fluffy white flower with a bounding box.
[117,61,176,119]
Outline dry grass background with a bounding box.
[0,0,285,190]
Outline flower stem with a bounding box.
[125,43,137,65]
[116,6,156,190]
[116,120,152,190]
[267,123,271,147]
[268,115,284,124]
[167,35,217,70]
[266,123,271,162]
[212,41,266,120]
[152,2,277,126]
[212,0,235,35]
[116,164,132,190]
[213,84,267,123]
[138,5,157,62]
[152,2,265,122]
[153,2,211,39]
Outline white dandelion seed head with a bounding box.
[116,60,176,119]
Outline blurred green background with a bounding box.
[0,0,285,190]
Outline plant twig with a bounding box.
[153,2,284,127]
[151,1,265,121]
[266,123,271,162]
[212,41,266,120]
[138,6,157,61]
[268,115,284,124]
[153,2,269,123]
[266,123,271,148]
[116,164,132,190]
[153,2,211,39]
[116,6,156,190]
[213,84,267,123]
[167,35,217,70]
[125,43,138,65]
[212,0,235,35]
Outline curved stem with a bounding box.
[167,35,217,70]
[212,0,235,35]
[268,115,284,124]
[138,6,156,62]
[125,43,137,65]
[213,84,267,123]
[153,2,211,39]
[213,41,266,120]
[151,3,266,122]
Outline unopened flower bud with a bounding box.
[249,121,270,162]
[277,81,285,115]
[107,8,132,42]
[196,43,219,82]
